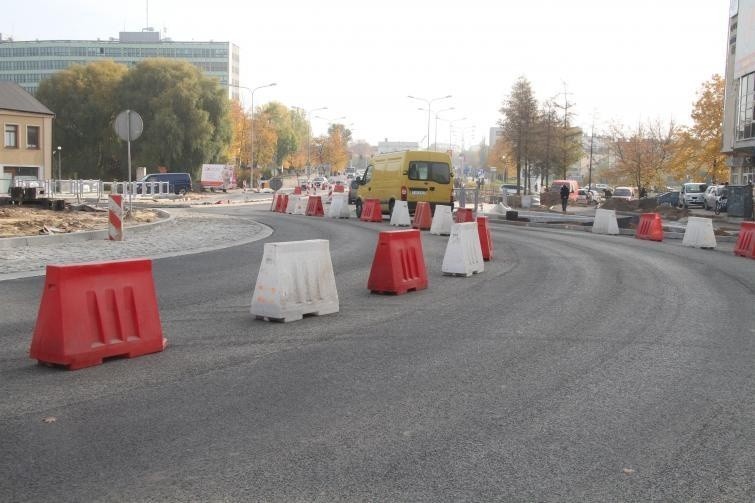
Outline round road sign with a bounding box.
[114,110,144,141]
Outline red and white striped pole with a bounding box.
[108,194,124,241]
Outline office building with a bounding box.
[0,29,240,100]
[722,0,755,184]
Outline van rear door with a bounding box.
[406,160,451,202]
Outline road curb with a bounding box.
[484,212,738,242]
[0,209,173,249]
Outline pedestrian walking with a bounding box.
[560,183,570,212]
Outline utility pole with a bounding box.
[588,116,595,191]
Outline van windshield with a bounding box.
[684,184,706,193]
[408,162,451,184]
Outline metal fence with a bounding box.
[10,179,172,202]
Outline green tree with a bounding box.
[36,60,128,179]
[115,59,231,176]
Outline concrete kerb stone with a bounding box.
[482,210,738,242]
[0,209,173,250]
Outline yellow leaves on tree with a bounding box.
[669,75,727,182]
[228,100,250,167]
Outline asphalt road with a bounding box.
[1,206,753,502]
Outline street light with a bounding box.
[433,107,454,151]
[231,82,277,186]
[250,83,276,184]
[293,106,327,177]
[408,94,452,150]
[446,117,467,153]
[56,146,62,180]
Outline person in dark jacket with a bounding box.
[560,183,570,212]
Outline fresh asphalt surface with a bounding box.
[1,205,753,502]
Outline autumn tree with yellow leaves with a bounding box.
[669,75,727,182]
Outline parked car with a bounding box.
[500,183,525,195]
[137,172,192,195]
[549,179,579,201]
[612,186,636,201]
[656,191,680,207]
[577,188,602,204]
[679,182,707,208]
[312,176,328,189]
[703,184,727,210]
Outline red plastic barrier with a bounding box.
[456,208,474,223]
[305,196,325,216]
[333,184,345,193]
[734,222,755,259]
[636,212,664,241]
[361,199,383,222]
[412,202,432,230]
[29,259,166,370]
[275,194,289,213]
[367,229,428,294]
[477,216,494,261]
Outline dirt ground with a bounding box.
[0,205,159,238]
[599,198,689,220]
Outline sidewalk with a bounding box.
[0,206,272,281]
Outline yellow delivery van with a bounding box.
[354,150,454,217]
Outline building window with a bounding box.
[4,124,19,148]
[27,126,40,149]
[735,71,755,140]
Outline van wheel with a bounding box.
[355,199,363,218]
[178,188,187,196]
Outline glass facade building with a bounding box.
[723,0,755,184]
[0,30,240,100]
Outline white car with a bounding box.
[501,183,525,196]
[577,188,602,204]
[312,176,328,189]
[612,186,636,201]
[679,182,707,208]
[703,185,726,210]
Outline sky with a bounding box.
[3,0,730,148]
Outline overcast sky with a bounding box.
[3,0,729,147]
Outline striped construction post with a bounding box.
[108,194,124,241]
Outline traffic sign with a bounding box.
[114,110,144,141]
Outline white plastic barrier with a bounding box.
[328,193,351,218]
[592,208,620,235]
[285,195,298,214]
[430,205,453,235]
[682,217,717,249]
[441,222,484,277]
[251,239,339,322]
[291,196,308,215]
[389,200,411,226]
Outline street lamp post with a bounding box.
[408,94,452,150]
[433,108,454,151]
[447,118,467,152]
[293,106,327,178]
[249,83,276,186]
[56,146,62,180]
